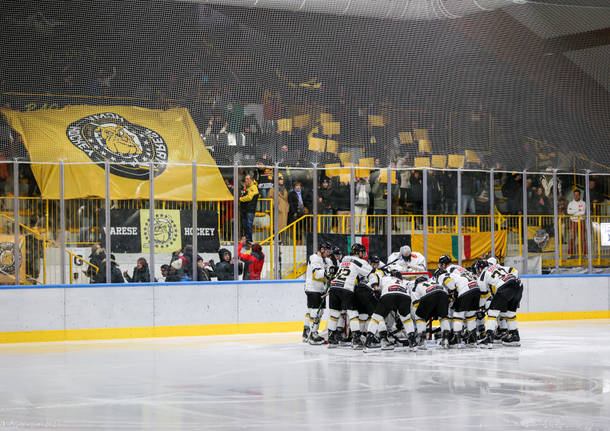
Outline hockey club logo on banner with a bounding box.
[0,242,19,274]
[141,211,181,253]
[66,112,168,179]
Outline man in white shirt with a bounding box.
[566,189,586,256]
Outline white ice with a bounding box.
[1,320,609,430]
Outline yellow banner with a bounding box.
[410,231,507,266]
[140,210,182,254]
[1,106,231,201]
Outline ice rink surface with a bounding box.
[1,320,609,430]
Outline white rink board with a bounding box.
[0,276,609,335]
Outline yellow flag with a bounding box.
[448,154,465,168]
[368,115,384,127]
[1,106,231,201]
[277,118,293,132]
[414,157,431,168]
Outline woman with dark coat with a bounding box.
[123,257,151,283]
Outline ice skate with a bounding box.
[502,329,521,347]
[477,331,494,349]
[308,331,325,345]
[440,330,451,349]
[407,332,418,352]
[327,330,338,349]
[302,327,310,343]
[364,333,380,352]
[352,331,364,350]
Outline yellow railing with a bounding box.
[0,196,274,247]
[67,250,99,284]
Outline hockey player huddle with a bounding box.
[303,242,523,351]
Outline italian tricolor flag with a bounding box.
[451,235,471,260]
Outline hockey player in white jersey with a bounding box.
[327,243,373,349]
[411,276,451,348]
[436,255,481,347]
[387,245,427,274]
[364,269,415,351]
[303,241,333,344]
[473,259,523,348]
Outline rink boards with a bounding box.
[1,275,609,343]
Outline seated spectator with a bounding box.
[123,257,151,283]
[160,264,170,281]
[165,259,186,282]
[215,247,243,281]
[94,254,124,284]
[238,237,265,280]
[196,256,216,281]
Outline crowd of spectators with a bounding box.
[84,239,265,284]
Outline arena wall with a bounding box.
[0,276,609,343]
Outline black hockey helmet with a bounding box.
[368,255,381,264]
[414,276,428,286]
[389,269,403,279]
[433,267,446,279]
[318,241,332,251]
[438,255,452,267]
[473,259,489,274]
[332,246,342,256]
[351,243,366,257]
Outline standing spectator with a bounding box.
[370,170,397,233]
[502,173,523,215]
[238,237,265,280]
[333,179,350,233]
[354,176,370,234]
[268,174,289,232]
[461,169,481,215]
[408,170,423,214]
[318,177,335,233]
[427,170,442,214]
[530,187,551,215]
[94,254,124,284]
[239,174,259,242]
[85,244,105,281]
[288,181,311,226]
[123,257,151,283]
[396,153,412,207]
[439,170,457,214]
[567,189,587,256]
[255,162,274,198]
[588,177,605,213]
[215,248,243,281]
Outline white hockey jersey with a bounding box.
[378,274,410,297]
[330,255,372,292]
[437,264,479,297]
[387,251,427,274]
[305,253,333,293]
[367,268,386,290]
[477,263,520,296]
[410,278,447,305]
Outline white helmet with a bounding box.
[487,257,498,266]
[400,245,412,261]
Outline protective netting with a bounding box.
[1,1,610,284]
[1,0,610,173]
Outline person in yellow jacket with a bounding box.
[239,174,259,242]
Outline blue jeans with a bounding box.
[373,209,386,234]
[462,195,476,215]
[242,212,255,242]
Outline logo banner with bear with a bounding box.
[0,106,231,201]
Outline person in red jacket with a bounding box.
[238,236,265,280]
